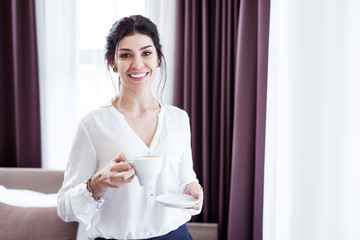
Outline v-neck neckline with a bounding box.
[109,102,164,151]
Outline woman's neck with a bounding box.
[117,90,154,107]
[113,89,158,118]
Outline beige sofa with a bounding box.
[0,168,217,240]
[0,168,78,240]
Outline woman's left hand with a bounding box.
[184,182,203,211]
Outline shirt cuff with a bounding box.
[69,182,105,224]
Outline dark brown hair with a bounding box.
[105,15,166,99]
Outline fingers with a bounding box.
[184,183,203,198]
[111,153,134,179]
[113,152,129,163]
[111,166,135,187]
[111,161,133,172]
[184,182,203,211]
[113,167,135,181]
[189,186,201,198]
[97,153,135,188]
[187,201,201,210]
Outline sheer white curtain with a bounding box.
[144,0,176,105]
[36,0,175,170]
[264,1,360,240]
[36,0,79,170]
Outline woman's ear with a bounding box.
[108,59,118,73]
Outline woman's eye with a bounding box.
[120,53,131,58]
[143,51,152,56]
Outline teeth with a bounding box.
[130,73,147,78]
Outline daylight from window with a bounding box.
[76,0,145,120]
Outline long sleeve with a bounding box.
[177,112,201,216]
[57,119,100,225]
[178,112,198,189]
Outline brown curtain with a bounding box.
[174,0,270,239]
[0,0,41,167]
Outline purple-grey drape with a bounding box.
[0,0,41,167]
[174,0,270,239]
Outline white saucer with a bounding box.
[156,193,200,208]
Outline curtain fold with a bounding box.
[174,0,270,239]
[0,0,41,167]
[228,0,270,239]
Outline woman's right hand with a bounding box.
[90,152,135,197]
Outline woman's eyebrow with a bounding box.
[139,45,153,50]
[118,45,154,52]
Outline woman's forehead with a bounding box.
[117,32,154,50]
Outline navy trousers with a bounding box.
[95,224,193,240]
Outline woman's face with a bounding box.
[114,32,159,94]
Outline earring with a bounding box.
[157,61,161,68]
[112,66,118,72]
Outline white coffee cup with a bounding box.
[131,156,162,187]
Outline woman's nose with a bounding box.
[131,55,144,68]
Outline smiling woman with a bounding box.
[105,15,167,99]
[57,15,203,240]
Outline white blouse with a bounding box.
[57,103,200,239]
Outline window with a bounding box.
[76,0,145,119]
[37,0,146,169]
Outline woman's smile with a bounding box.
[114,32,159,91]
[128,72,149,81]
